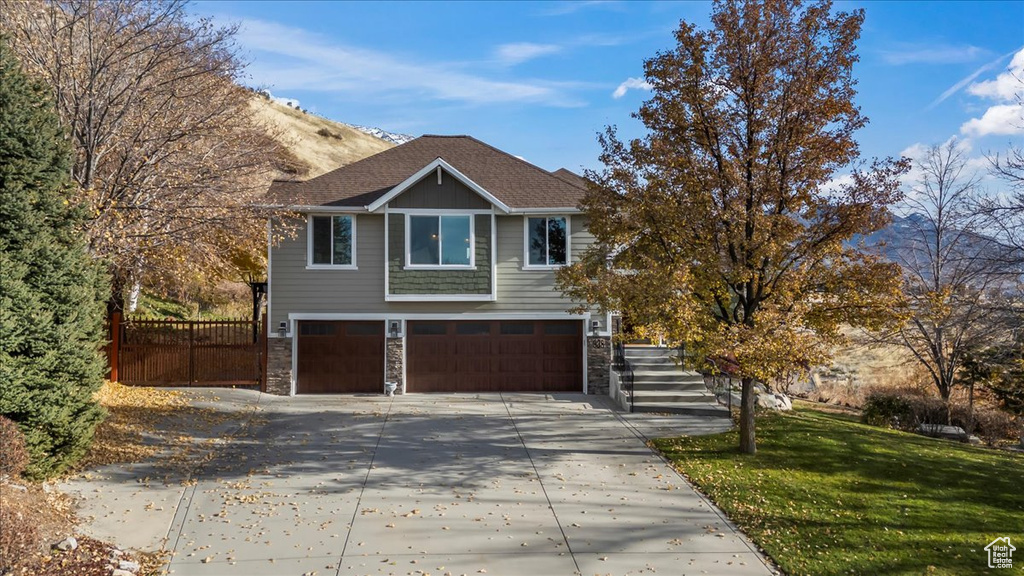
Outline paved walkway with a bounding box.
[63,391,776,575]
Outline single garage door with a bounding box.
[296,321,384,393]
[407,320,582,393]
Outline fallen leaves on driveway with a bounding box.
[72,382,252,482]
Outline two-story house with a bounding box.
[264,135,611,396]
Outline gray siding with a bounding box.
[387,214,492,295]
[269,214,599,328]
[269,214,386,328]
[389,172,491,209]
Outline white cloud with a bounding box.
[612,77,652,99]
[495,42,561,65]
[235,19,584,108]
[961,104,1024,136]
[960,47,1024,137]
[880,43,988,66]
[967,48,1024,101]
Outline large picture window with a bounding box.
[527,216,568,267]
[309,215,354,267]
[408,215,472,267]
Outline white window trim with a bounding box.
[306,214,357,269]
[522,215,571,270]
[385,293,495,302]
[404,213,476,269]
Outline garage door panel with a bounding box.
[455,356,492,373]
[408,320,582,393]
[297,321,384,394]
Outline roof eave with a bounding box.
[506,207,583,214]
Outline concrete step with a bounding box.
[632,381,708,392]
[630,375,704,383]
[627,360,682,370]
[629,363,682,372]
[630,366,704,377]
[632,403,730,418]
[632,391,719,403]
[623,347,680,358]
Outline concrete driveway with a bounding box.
[63,391,776,575]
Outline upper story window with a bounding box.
[526,216,569,268]
[407,214,473,267]
[308,214,356,268]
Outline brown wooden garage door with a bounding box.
[296,321,384,393]
[407,320,582,393]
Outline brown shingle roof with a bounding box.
[550,168,587,189]
[268,135,586,210]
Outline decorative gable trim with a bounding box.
[366,158,512,214]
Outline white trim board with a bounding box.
[279,205,369,213]
[385,294,496,302]
[288,312,590,321]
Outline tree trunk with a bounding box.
[739,377,756,454]
[127,281,141,313]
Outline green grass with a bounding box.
[652,406,1024,576]
[134,292,193,319]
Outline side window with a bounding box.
[310,215,355,266]
[526,216,568,267]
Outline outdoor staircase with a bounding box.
[623,347,729,417]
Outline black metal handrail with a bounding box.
[623,362,635,413]
[612,342,635,412]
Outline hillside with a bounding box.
[252,97,395,178]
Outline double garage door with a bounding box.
[295,320,582,394]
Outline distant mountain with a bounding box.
[851,212,925,255]
[346,124,416,146]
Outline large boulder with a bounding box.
[756,393,793,411]
[721,391,793,411]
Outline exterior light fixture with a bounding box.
[591,320,600,335]
[389,321,399,338]
[277,321,287,337]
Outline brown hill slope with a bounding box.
[252,97,394,178]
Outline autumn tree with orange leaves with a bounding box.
[558,0,909,453]
[1,0,281,311]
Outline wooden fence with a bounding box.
[108,312,268,389]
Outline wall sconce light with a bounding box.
[277,321,287,337]
[591,320,600,335]
[389,321,400,338]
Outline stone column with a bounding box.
[386,337,405,394]
[587,336,611,395]
[266,337,293,396]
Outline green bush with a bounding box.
[861,392,915,430]
[906,395,949,426]
[0,39,108,478]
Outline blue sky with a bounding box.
[195,1,1023,181]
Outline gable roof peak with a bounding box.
[267,133,586,210]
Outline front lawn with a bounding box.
[652,405,1024,576]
